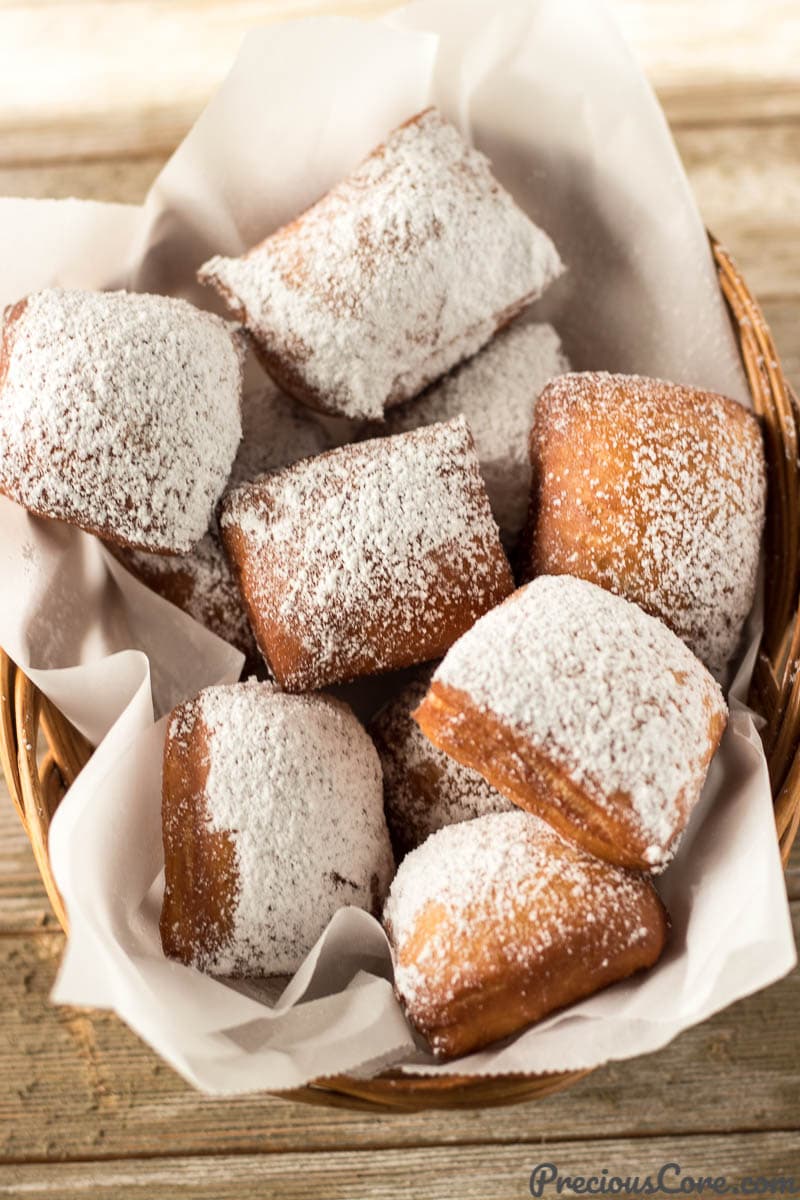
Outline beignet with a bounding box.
[384,810,668,1059]
[0,288,245,553]
[382,322,570,544]
[229,380,332,491]
[110,531,257,663]
[220,416,514,691]
[524,372,766,673]
[370,674,514,860]
[414,575,727,872]
[110,383,331,661]
[198,108,563,421]
[160,682,393,976]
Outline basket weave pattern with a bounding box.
[1,239,798,1112]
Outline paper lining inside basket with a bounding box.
[0,0,795,1093]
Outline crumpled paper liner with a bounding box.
[0,0,794,1092]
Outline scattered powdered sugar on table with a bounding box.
[384,810,658,1020]
[199,108,563,420]
[530,372,766,673]
[193,682,394,976]
[434,575,727,865]
[221,416,513,687]
[370,674,513,859]
[0,289,245,553]
[384,322,570,541]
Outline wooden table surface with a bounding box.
[1,2,800,1196]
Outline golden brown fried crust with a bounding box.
[521,373,765,670]
[414,680,726,871]
[159,701,238,968]
[220,429,515,692]
[388,831,669,1059]
[223,531,513,693]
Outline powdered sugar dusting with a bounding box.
[0,288,244,552]
[384,322,570,540]
[199,108,563,420]
[434,575,727,865]
[113,381,331,656]
[221,416,513,688]
[178,682,394,977]
[384,810,661,1027]
[529,372,766,672]
[231,381,332,489]
[370,674,514,858]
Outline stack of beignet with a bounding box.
[0,106,766,1064]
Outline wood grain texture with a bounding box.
[0,0,799,1181]
[0,0,401,164]
[0,156,166,204]
[1,0,799,164]
[676,124,800,299]
[0,894,798,1161]
[761,301,800,390]
[2,1132,799,1198]
[0,803,58,933]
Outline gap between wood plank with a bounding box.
[1,905,797,1162]
[3,1122,800,1169]
[2,1131,799,1200]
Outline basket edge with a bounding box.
[0,237,798,1111]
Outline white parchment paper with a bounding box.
[0,0,795,1092]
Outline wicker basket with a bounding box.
[1,238,799,1113]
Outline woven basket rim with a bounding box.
[1,236,799,1112]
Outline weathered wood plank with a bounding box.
[1,1132,799,1199]
[0,794,57,933]
[675,123,800,300]
[0,155,166,205]
[619,0,800,127]
[0,0,798,165]
[761,300,800,395]
[0,0,400,164]
[785,839,800,902]
[0,908,797,1161]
